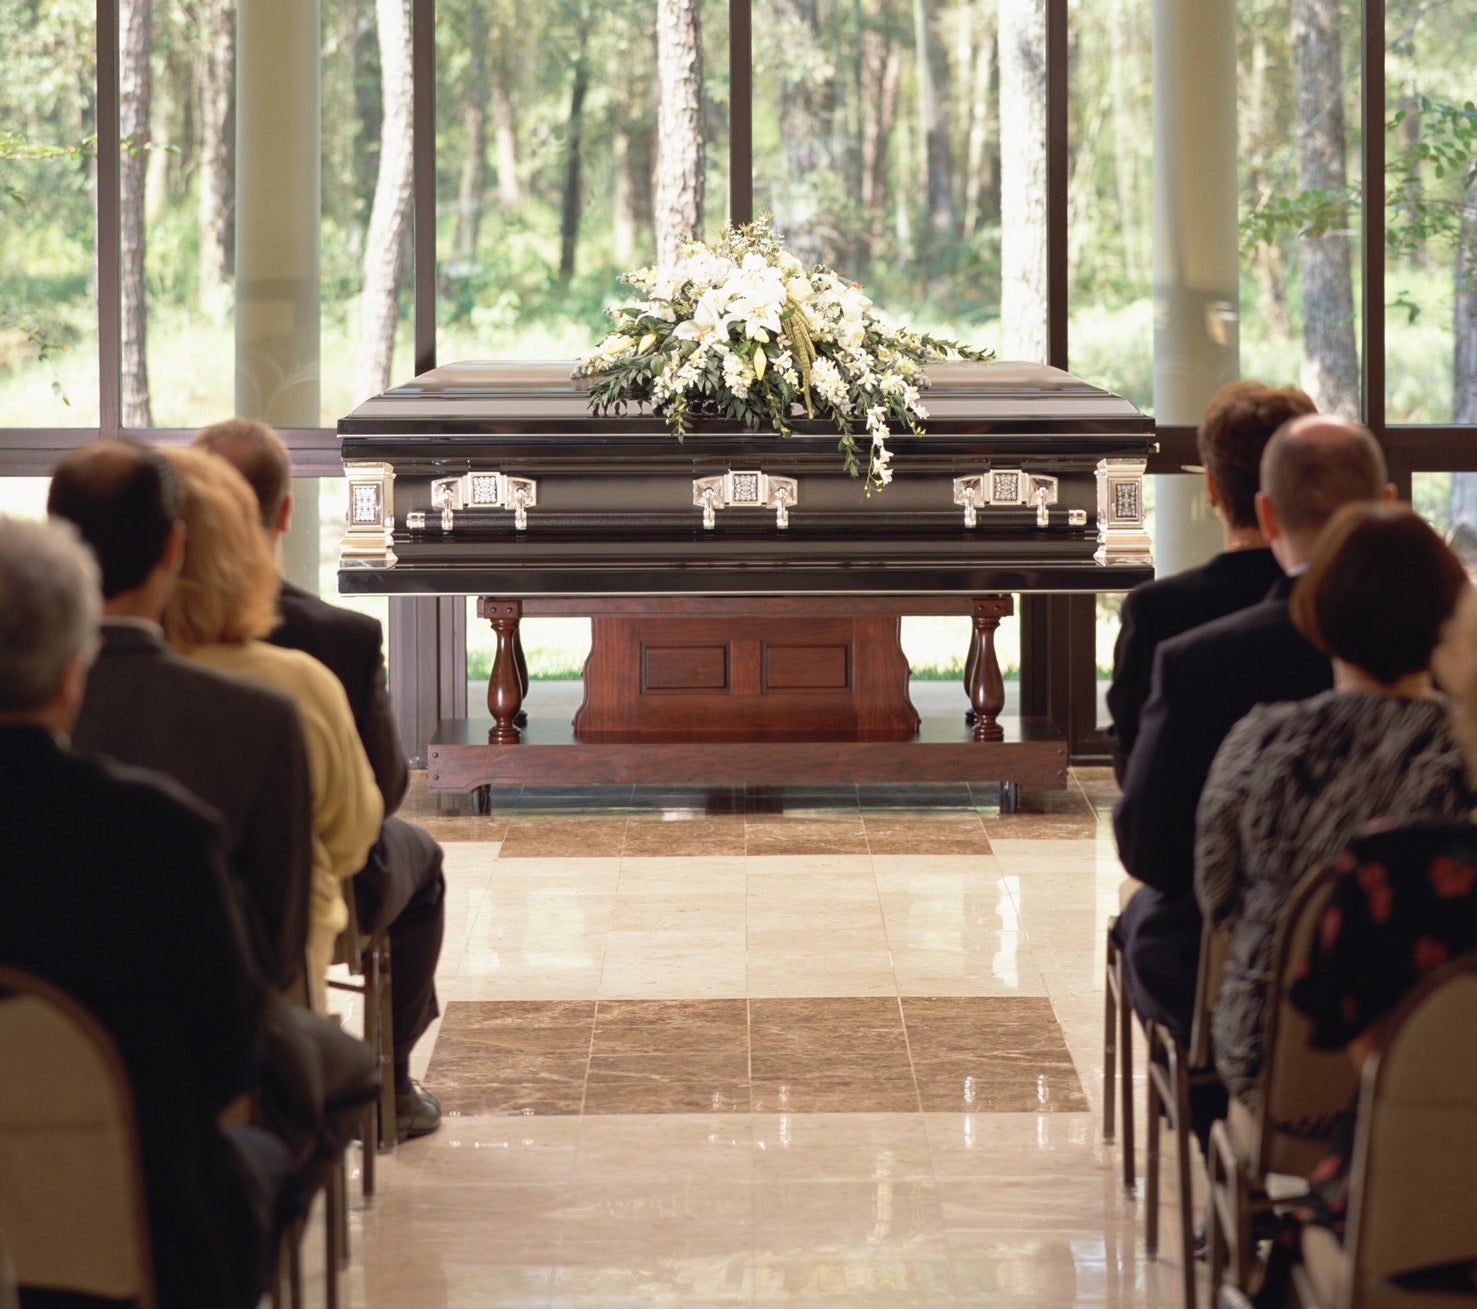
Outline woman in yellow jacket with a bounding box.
[162,447,382,1009]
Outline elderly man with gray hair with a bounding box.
[0,514,291,1309]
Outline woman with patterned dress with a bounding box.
[1194,503,1473,1107]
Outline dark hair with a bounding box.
[1291,503,1469,685]
[1196,381,1315,528]
[47,440,179,600]
[192,418,292,529]
[1261,416,1387,535]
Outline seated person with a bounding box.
[1196,503,1473,1106]
[48,439,314,989]
[1219,586,1477,1309]
[159,447,382,1010]
[195,418,447,1140]
[0,515,290,1309]
[1104,380,1312,780]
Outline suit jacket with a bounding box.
[270,581,408,930]
[1104,547,1281,782]
[72,620,314,989]
[270,581,408,814]
[0,725,269,1309]
[1109,576,1333,1036]
[1113,574,1334,894]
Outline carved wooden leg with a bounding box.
[963,620,981,726]
[968,595,1013,742]
[478,598,524,743]
[512,623,529,727]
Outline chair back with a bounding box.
[0,967,155,1306]
[1343,954,1477,1306]
[1254,867,1362,1179]
[1189,911,1230,1069]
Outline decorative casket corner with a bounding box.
[340,460,398,569]
[1094,457,1153,567]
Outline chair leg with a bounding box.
[1145,1029,1163,1259]
[360,1099,376,1198]
[1104,921,1118,1143]
[375,943,397,1153]
[1171,1050,1198,1309]
[1121,979,1136,1193]
[324,1164,341,1309]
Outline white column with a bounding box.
[235,0,322,590]
[1151,0,1238,576]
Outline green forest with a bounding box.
[1,0,1474,441]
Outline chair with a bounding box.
[0,966,156,1308]
[1104,906,1136,1192]
[327,883,396,1195]
[1290,953,1477,1309]
[1207,867,1362,1298]
[1142,913,1231,1309]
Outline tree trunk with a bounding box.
[1107,0,1141,282]
[120,0,152,427]
[197,0,234,316]
[1454,172,1477,424]
[558,25,589,283]
[912,0,956,238]
[1292,0,1359,417]
[1245,29,1291,344]
[490,45,521,209]
[654,0,704,267]
[453,0,488,264]
[355,0,414,405]
[962,0,995,240]
[997,0,1047,362]
[612,125,638,263]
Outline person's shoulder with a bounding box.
[161,641,300,718]
[276,581,381,650]
[71,743,224,840]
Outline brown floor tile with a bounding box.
[743,816,870,855]
[621,815,748,856]
[582,1054,751,1114]
[592,998,748,1054]
[749,1073,921,1114]
[428,1000,596,1058]
[862,813,992,855]
[496,816,629,857]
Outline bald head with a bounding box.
[1259,414,1387,548]
[47,440,180,600]
[193,418,292,531]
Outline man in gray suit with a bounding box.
[48,440,314,990]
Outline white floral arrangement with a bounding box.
[573,217,991,496]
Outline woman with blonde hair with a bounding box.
[162,447,381,1006]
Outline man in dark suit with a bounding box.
[1113,414,1391,1049]
[0,514,287,1309]
[195,418,446,1141]
[1104,381,1314,781]
[48,439,314,990]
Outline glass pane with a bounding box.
[112,0,237,427]
[1237,0,1364,415]
[1414,471,1477,570]
[1384,2,1477,422]
[0,477,54,520]
[0,2,99,426]
[434,0,731,364]
[323,0,417,415]
[748,0,1030,362]
[1067,0,1153,409]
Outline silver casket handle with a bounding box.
[409,471,538,533]
[692,471,799,531]
[953,470,1060,528]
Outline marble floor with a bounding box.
[312,752,1198,1308]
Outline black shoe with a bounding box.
[395,1083,441,1140]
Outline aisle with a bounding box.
[318,765,1190,1307]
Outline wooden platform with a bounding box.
[426,715,1067,813]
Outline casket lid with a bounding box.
[338,359,1154,441]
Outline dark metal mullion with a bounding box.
[1045,0,1069,372]
[729,0,753,225]
[97,0,121,438]
[1362,0,1386,437]
[414,0,436,377]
